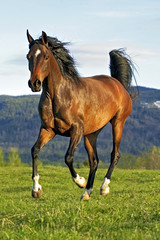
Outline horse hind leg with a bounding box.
[81,131,100,200]
[100,117,124,195]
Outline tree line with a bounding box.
[0,145,160,169]
[0,148,22,166]
[118,145,160,169]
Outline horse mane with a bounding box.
[29,36,80,84]
[109,48,138,99]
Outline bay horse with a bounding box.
[26,30,136,200]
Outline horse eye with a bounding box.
[45,55,49,60]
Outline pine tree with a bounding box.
[0,148,5,166]
[77,159,81,169]
[7,148,21,166]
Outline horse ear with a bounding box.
[42,31,48,47]
[27,30,34,43]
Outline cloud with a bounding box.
[88,11,131,18]
[0,55,28,79]
[0,68,28,77]
[70,41,160,61]
[87,2,160,20]
[87,10,155,19]
[6,55,27,66]
[67,41,160,79]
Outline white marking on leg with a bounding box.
[32,174,42,192]
[100,177,110,195]
[35,49,41,58]
[73,174,86,188]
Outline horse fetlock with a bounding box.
[100,178,110,195]
[73,174,86,188]
[32,174,42,198]
[80,189,92,201]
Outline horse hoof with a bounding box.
[100,178,110,195]
[32,188,42,198]
[73,175,87,188]
[78,177,87,188]
[100,187,110,195]
[80,191,91,201]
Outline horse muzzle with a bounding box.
[28,79,42,92]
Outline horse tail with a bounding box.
[109,48,138,99]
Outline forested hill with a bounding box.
[0,86,160,165]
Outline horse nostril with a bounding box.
[34,79,41,88]
[37,79,41,87]
[28,80,32,88]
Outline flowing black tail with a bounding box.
[109,48,138,99]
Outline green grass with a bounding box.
[0,166,160,240]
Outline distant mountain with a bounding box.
[0,86,160,165]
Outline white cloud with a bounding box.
[69,41,160,68]
[88,11,131,18]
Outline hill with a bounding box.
[0,86,160,165]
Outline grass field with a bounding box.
[0,166,160,240]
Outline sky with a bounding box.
[0,0,160,95]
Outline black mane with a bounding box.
[29,36,80,84]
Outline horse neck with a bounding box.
[43,55,63,99]
[43,54,79,100]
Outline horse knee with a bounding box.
[31,145,40,159]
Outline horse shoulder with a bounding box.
[38,93,55,129]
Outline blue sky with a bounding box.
[0,0,160,95]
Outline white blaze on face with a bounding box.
[35,49,41,58]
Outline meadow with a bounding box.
[0,166,160,240]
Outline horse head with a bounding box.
[26,30,51,92]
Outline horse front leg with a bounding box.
[32,127,55,198]
[65,124,86,189]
